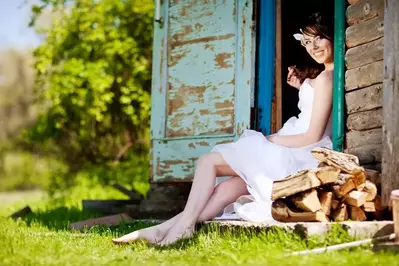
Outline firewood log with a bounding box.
[272,199,329,222]
[332,203,348,222]
[331,174,356,198]
[318,191,334,216]
[359,180,377,202]
[290,189,321,212]
[331,199,340,210]
[311,147,363,174]
[363,202,376,212]
[345,190,367,207]
[348,206,367,221]
[272,167,340,200]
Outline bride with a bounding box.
[113,11,334,246]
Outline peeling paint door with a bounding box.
[150,0,254,182]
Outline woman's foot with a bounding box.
[158,222,195,246]
[112,225,166,245]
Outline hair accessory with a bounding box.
[293,28,304,41]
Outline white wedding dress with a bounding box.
[212,78,333,222]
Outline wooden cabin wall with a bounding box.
[344,0,384,171]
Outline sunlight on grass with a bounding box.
[1,183,399,265]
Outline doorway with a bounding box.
[254,0,335,134]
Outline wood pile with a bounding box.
[271,147,384,222]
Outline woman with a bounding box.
[113,11,334,246]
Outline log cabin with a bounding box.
[147,0,399,210]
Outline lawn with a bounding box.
[1,182,399,266]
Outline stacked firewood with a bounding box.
[271,147,383,222]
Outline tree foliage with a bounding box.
[28,0,154,166]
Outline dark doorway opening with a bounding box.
[280,0,335,126]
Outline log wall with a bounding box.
[344,0,384,170]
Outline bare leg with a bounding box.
[158,152,238,245]
[112,170,247,244]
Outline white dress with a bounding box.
[212,78,333,222]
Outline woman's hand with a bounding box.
[287,66,302,89]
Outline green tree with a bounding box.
[28,0,154,168]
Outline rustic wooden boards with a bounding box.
[345,60,383,92]
[271,148,383,222]
[346,0,384,26]
[381,0,399,206]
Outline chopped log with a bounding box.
[332,203,348,222]
[348,206,367,221]
[347,108,382,131]
[331,174,356,198]
[319,191,333,216]
[363,201,376,212]
[347,0,384,26]
[331,200,340,210]
[365,169,381,187]
[374,195,385,211]
[112,184,142,200]
[311,147,360,166]
[345,37,384,69]
[360,180,378,201]
[272,167,339,200]
[346,84,382,114]
[9,206,32,219]
[70,213,133,231]
[272,200,329,222]
[290,189,321,212]
[345,128,382,149]
[346,16,384,48]
[311,148,363,177]
[345,61,383,91]
[345,190,367,207]
[344,144,382,165]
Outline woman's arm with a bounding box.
[267,71,333,148]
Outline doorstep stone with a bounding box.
[202,220,394,239]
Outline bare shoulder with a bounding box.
[313,70,333,90]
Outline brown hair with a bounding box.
[301,12,334,41]
[293,12,334,81]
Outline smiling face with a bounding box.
[302,33,334,65]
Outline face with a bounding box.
[301,34,333,64]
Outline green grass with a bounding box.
[1,183,399,266]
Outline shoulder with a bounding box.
[313,70,333,89]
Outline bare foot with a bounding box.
[158,222,195,246]
[112,225,166,245]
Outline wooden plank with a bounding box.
[345,83,382,114]
[345,60,383,91]
[112,184,142,200]
[344,144,382,164]
[70,213,133,231]
[272,0,282,133]
[382,0,399,206]
[346,16,384,48]
[345,37,384,69]
[346,0,384,26]
[346,108,382,131]
[345,128,382,149]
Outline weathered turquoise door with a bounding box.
[150,0,254,182]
